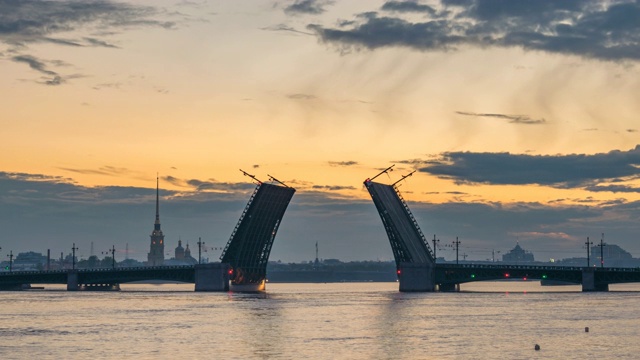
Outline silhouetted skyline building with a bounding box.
[502,243,534,263]
[147,177,165,266]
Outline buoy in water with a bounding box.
[585,327,589,332]
[535,344,540,351]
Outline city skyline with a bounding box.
[2,1,640,262]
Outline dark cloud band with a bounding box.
[309,0,640,62]
[417,145,640,189]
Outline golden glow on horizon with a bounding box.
[1,0,639,211]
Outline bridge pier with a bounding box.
[194,263,230,291]
[398,262,435,292]
[67,270,79,291]
[582,268,609,292]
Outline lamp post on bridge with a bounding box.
[197,237,204,265]
[453,237,461,265]
[71,243,78,270]
[432,235,439,262]
[585,237,593,267]
[109,245,116,269]
[598,233,607,268]
[492,249,500,263]
[7,251,13,273]
[102,246,116,269]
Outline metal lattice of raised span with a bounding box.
[220,183,295,285]
[364,179,434,267]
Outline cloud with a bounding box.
[381,1,436,15]
[0,0,173,83]
[288,93,317,100]
[261,24,314,35]
[328,161,359,167]
[312,185,357,191]
[11,54,67,85]
[58,166,134,177]
[456,111,547,125]
[584,185,640,193]
[418,145,640,189]
[284,0,334,15]
[308,0,640,62]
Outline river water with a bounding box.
[1,281,640,359]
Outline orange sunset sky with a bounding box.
[2,0,640,262]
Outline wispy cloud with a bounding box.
[261,24,314,35]
[0,0,174,84]
[328,161,359,167]
[58,166,135,177]
[312,185,356,191]
[381,1,436,15]
[284,0,334,15]
[288,93,317,100]
[456,111,547,125]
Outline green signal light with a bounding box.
[542,274,547,279]
[470,274,476,278]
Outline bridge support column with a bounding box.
[438,283,460,292]
[67,270,79,291]
[195,263,230,292]
[398,262,435,292]
[582,268,609,292]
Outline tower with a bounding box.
[147,176,165,266]
[175,239,185,260]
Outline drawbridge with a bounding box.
[220,171,295,291]
[364,165,435,291]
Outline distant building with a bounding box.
[164,239,197,265]
[147,177,165,266]
[502,243,534,263]
[13,251,47,270]
[175,239,185,260]
[591,244,634,267]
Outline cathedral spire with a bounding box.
[154,175,161,230]
[148,175,165,266]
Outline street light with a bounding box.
[432,235,439,262]
[71,243,78,270]
[197,237,204,265]
[492,249,501,262]
[598,233,607,268]
[102,245,116,269]
[585,237,593,267]
[7,251,13,273]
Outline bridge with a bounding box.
[364,167,640,292]
[0,172,295,292]
[220,175,296,291]
[0,264,229,291]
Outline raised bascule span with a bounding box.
[363,165,436,291]
[220,171,296,291]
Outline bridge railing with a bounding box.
[0,265,196,276]
[437,263,640,272]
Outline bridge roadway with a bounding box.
[0,263,230,291]
[433,263,640,291]
[2,263,640,291]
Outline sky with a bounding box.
[1,0,640,264]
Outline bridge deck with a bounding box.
[364,180,434,266]
[220,182,295,286]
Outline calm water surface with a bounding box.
[1,281,640,359]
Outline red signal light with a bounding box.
[228,269,233,275]
[504,273,510,278]
[397,269,401,275]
